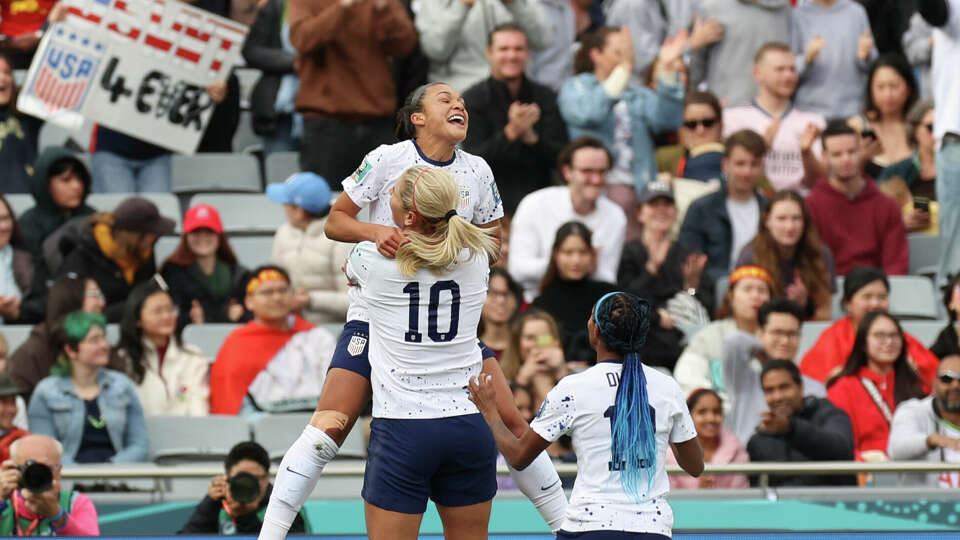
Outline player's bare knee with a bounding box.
[310,410,350,442]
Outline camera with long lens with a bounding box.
[18,460,53,493]
[228,472,260,503]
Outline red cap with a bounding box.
[183,204,223,234]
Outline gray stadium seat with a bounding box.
[2,325,34,353]
[172,153,261,193]
[87,193,183,233]
[831,276,845,320]
[253,413,367,460]
[889,275,940,319]
[5,194,34,219]
[38,122,72,150]
[908,233,940,277]
[797,320,832,359]
[233,111,262,154]
[265,151,299,184]
[146,415,250,463]
[153,236,180,266]
[188,194,285,234]
[182,323,239,360]
[900,320,946,349]
[228,236,274,269]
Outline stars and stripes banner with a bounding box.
[18,0,248,154]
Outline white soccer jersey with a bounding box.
[341,140,504,322]
[530,361,697,536]
[345,241,490,419]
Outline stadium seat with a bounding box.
[182,323,239,360]
[265,151,299,184]
[908,233,940,277]
[87,193,183,232]
[253,413,368,460]
[6,194,34,219]
[228,236,274,269]
[188,193,285,234]
[900,320,946,349]
[38,121,72,150]
[146,415,250,463]
[2,325,33,353]
[171,153,262,193]
[797,320,832,359]
[889,275,940,319]
[153,236,180,266]
[233,111,262,154]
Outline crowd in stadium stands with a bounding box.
[0,0,957,531]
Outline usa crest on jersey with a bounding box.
[347,335,367,356]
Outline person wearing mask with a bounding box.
[508,137,626,301]
[805,121,909,276]
[0,374,28,462]
[160,204,247,331]
[618,182,712,371]
[888,354,960,487]
[827,311,931,459]
[209,266,336,417]
[801,266,939,383]
[748,360,856,485]
[674,265,773,396]
[532,222,617,366]
[687,0,792,108]
[0,434,100,535]
[558,26,685,215]
[721,298,827,443]
[55,197,176,322]
[0,52,40,193]
[723,42,826,192]
[462,23,569,215]
[679,129,770,282]
[667,388,750,490]
[736,191,836,320]
[656,91,726,183]
[8,275,114,401]
[28,311,149,464]
[113,280,209,417]
[179,441,306,534]
[478,268,523,361]
[268,173,353,325]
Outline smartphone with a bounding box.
[914,197,930,212]
[535,334,555,348]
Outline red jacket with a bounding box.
[209,316,315,415]
[800,317,939,384]
[805,178,908,276]
[0,0,54,37]
[0,428,28,462]
[827,366,931,460]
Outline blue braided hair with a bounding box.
[593,291,654,502]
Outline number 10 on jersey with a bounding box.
[402,280,461,343]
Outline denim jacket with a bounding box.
[27,370,150,464]
[558,72,684,191]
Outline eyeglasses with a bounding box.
[571,167,608,177]
[766,329,800,340]
[683,118,717,130]
[939,371,960,385]
[868,331,902,343]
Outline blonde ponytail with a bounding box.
[394,166,499,276]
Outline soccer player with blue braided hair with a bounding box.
[470,292,704,539]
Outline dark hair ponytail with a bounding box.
[395,83,442,141]
[593,292,655,501]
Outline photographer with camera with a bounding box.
[0,434,99,536]
[179,441,306,535]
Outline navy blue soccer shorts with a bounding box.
[362,414,497,514]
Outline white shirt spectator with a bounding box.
[508,186,626,301]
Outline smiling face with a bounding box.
[723,146,764,195]
[413,84,468,144]
[487,29,529,82]
[563,146,610,205]
[67,325,111,369]
[637,197,677,233]
[844,279,890,328]
[139,292,177,342]
[680,103,722,149]
[761,368,804,418]
[764,198,804,248]
[865,315,903,370]
[690,392,723,441]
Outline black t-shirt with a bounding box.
[74,399,116,463]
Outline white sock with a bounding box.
[508,451,568,532]
[259,425,339,540]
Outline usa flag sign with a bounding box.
[18,0,248,154]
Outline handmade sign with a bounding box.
[18,0,248,154]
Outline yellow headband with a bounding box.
[246,269,287,294]
[729,265,773,287]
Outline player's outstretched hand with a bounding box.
[468,373,498,422]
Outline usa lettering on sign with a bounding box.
[18,0,248,154]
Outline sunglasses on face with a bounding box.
[938,371,960,385]
[683,118,717,130]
